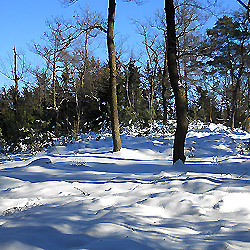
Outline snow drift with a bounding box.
[1,121,250,249]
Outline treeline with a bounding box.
[0,1,249,153]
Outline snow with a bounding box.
[1,122,250,249]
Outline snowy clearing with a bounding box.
[1,122,250,249]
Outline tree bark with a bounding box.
[165,0,188,164]
[230,65,243,130]
[230,35,246,130]
[126,73,132,108]
[107,0,122,152]
[52,49,57,110]
[149,76,155,116]
[245,76,250,132]
[162,38,168,125]
[13,47,19,112]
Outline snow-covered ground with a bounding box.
[1,121,250,250]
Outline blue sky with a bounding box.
[0,0,240,88]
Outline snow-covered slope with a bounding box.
[1,122,250,250]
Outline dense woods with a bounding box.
[0,0,249,162]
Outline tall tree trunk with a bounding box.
[209,101,213,123]
[149,76,155,117]
[52,51,57,110]
[231,65,243,130]
[126,66,132,108]
[182,35,188,101]
[149,63,158,118]
[81,32,88,88]
[245,76,250,132]
[13,47,19,112]
[75,89,81,134]
[165,0,188,164]
[13,47,19,144]
[231,38,245,130]
[107,0,122,152]
[162,37,168,125]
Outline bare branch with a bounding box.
[236,0,250,10]
[122,0,144,5]
[59,0,78,7]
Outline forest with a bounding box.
[1,1,250,249]
[0,0,249,159]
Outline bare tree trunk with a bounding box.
[107,0,122,152]
[209,101,213,123]
[149,76,155,116]
[149,62,158,118]
[245,76,250,132]
[165,0,188,164]
[81,32,88,88]
[231,36,246,130]
[248,76,250,114]
[231,65,243,130]
[125,66,132,108]
[182,35,189,101]
[52,51,57,110]
[162,41,168,125]
[13,47,19,112]
[75,90,81,134]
